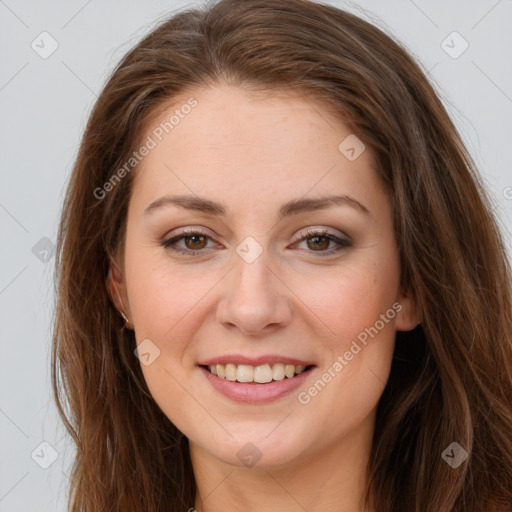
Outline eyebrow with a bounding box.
[144,193,370,219]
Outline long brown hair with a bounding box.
[52,0,512,510]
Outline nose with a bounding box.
[216,251,293,336]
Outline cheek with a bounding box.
[125,256,220,436]
[127,258,220,349]
[292,250,401,355]
[290,249,400,415]
[291,279,399,450]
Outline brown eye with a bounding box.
[183,234,208,250]
[162,228,351,257]
[305,235,331,251]
[295,228,352,256]
[161,230,216,254]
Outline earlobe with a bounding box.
[395,285,422,332]
[106,258,134,329]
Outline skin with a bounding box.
[108,83,420,512]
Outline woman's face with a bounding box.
[112,83,418,469]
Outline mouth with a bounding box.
[200,363,314,384]
[197,358,317,404]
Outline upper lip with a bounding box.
[198,354,315,367]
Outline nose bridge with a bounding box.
[234,245,273,292]
[216,242,293,334]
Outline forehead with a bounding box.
[130,83,381,216]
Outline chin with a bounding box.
[195,425,310,469]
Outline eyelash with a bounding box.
[161,227,352,257]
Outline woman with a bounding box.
[52,0,512,510]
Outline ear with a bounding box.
[106,256,134,329]
[395,284,421,332]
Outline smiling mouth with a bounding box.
[200,363,315,384]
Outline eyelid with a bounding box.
[293,226,350,244]
[161,226,352,256]
[161,226,219,252]
[165,226,214,239]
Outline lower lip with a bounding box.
[199,366,315,404]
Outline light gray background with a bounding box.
[1,1,511,510]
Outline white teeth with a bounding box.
[206,362,309,383]
[225,363,237,381]
[284,365,295,379]
[272,363,285,381]
[236,364,254,383]
[253,364,273,383]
